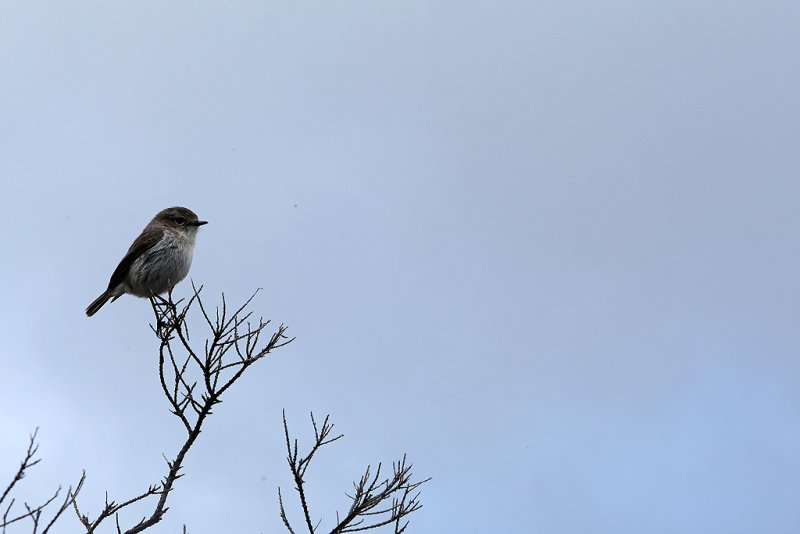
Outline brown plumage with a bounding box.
[86,207,207,316]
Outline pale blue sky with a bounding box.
[1,2,799,533]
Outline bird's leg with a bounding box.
[150,292,175,337]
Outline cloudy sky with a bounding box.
[2,1,799,533]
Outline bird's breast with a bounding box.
[126,232,195,296]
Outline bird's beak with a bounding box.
[194,220,208,226]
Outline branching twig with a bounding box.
[279,413,429,534]
[72,284,292,533]
[1,429,83,533]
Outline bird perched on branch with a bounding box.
[86,206,207,317]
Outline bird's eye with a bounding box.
[174,217,186,225]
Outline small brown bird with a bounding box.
[86,207,207,316]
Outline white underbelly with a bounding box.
[126,234,194,296]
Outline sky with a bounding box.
[1,1,799,533]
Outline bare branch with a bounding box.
[278,413,428,534]
[278,487,297,534]
[72,285,291,533]
[0,429,41,510]
[0,432,83,533]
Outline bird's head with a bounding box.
[154,207,208,235]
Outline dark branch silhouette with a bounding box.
[279,412,429,534]
[7,283,428,533]
[1,429,83,534]
[71,284,292,534]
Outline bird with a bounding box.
[86,206,207,316]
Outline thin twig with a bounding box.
[0,432,83,533]
[278,413,428,534]
[70,284,291,534]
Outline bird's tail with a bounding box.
[86,291,114,317]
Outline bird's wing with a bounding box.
[106,230,163,291]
